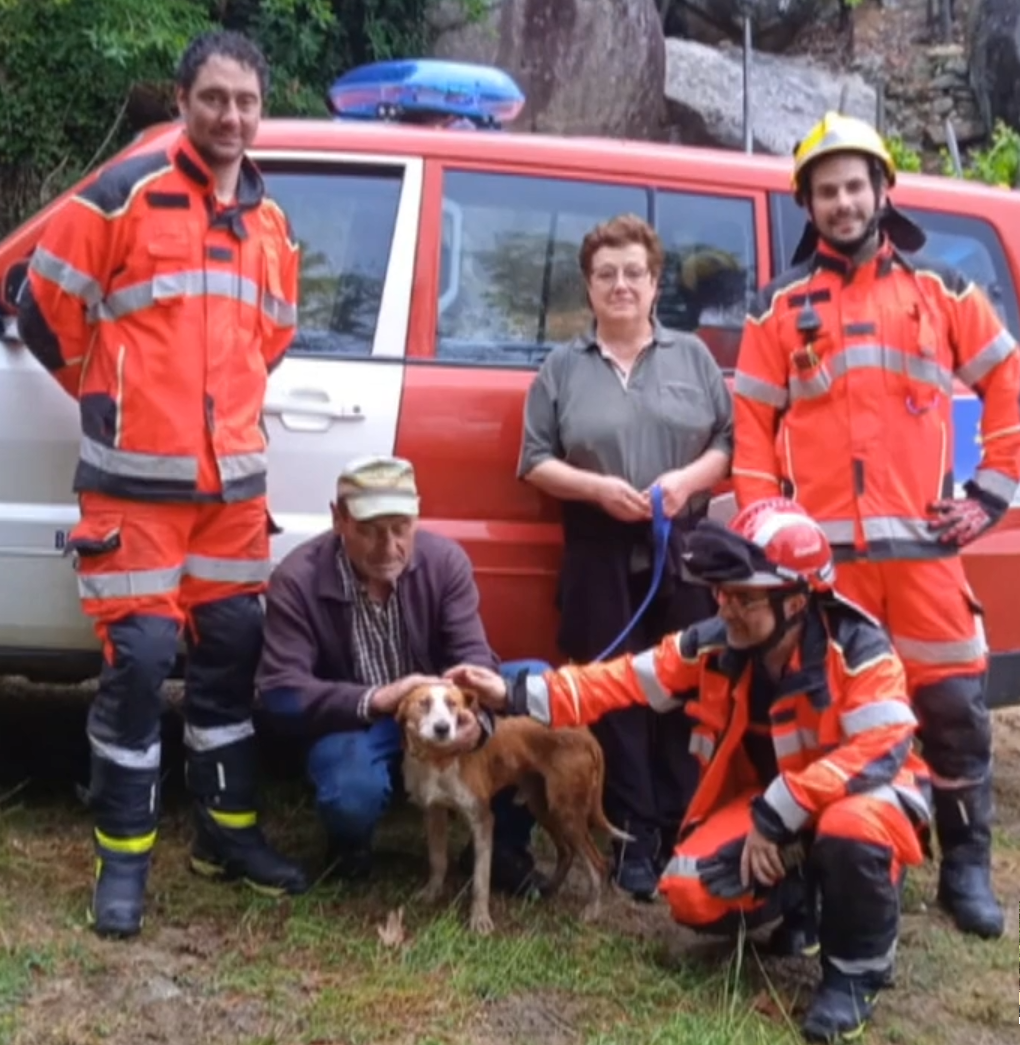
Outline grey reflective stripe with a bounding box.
[524,675,552,724]
[818,519,856,544]
[632,649,673,712]
[773,728,819,759]
[763,774,810,833]
[789,369,831,400]
[955,329,1016,387]
[893,783,931,822]
[734,371,789,409]
[890,632,986,665]
[78,566,181,600]
[219,451,267,483]
[787,344,954,403]
[662,853,699,879]
[98,270,261,320]
[81,435,197,482]
[862,516,935,545]
[689,732,715,761]
[829,941,898,977]
[973,467,1017,505]
[184,555,271,585]
[30,247,103,307]
[89,735,161,770]
[183,719,255,753]
[840,701,917,736]
[263,291,297,327]
[834,345,952,392]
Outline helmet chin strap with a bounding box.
[749,589,808,655]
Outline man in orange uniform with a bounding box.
[449,499,931,1043]
[16,30,308,937]
[731,113,1015,939]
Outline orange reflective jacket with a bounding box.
[517,601,931,836]
[19,133,298,503]
[731,238,1020,559]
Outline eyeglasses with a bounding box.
[591,266,652,287]
[711,586,770,611]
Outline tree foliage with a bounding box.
[0,0,433,234]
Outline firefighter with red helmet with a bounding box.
[732,111,1016,939]
[449,498,931,1043]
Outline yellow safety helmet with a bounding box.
[792,112,896,204]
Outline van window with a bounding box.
[655,191,756,370]
[769,192,1020,337]
[436,171,757,370]
[260,163,403,358]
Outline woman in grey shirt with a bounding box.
[518,214,734,900]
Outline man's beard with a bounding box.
[818,210,881,258]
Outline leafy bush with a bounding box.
[0,0,435,235]
[940,120,1020,188]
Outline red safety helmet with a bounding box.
[727,498,834,591]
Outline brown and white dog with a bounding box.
[396,680,632,934]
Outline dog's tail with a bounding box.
[587,737,635,843]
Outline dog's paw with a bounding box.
[416,880,445,904]
[469,908,495,935]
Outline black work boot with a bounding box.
[933,782,1004,939]
[185,737,308,897]
[766,867,820,957]
[86,753,160,939]
[801,960,889,1043]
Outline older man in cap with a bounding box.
[256,455,547,893]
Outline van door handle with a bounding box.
[264,389,366,431]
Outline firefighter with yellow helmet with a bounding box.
[733,111,1017,944]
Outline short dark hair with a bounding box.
[176,30,270,99]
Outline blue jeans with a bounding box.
[307,660,552,852]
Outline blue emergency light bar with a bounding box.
[327,58,526,130]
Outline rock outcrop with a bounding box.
[428,0,666,139]
[663,38,880,155]
[676,0,840,53]
[968,0,1020,133]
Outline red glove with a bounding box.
[928,481,1006,547]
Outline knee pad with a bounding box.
[190,594,264,664]
[89,615,179,750]
[912,675,991,781]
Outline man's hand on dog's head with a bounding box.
[443,665,508,711]
[369,673,446,716]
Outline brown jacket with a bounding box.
[255,529,496,738]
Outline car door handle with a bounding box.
[264,389,366,430]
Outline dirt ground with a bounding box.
[1,679,1017,1045]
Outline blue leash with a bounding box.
[592,483,671,662]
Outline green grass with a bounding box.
[0,776,1013,1045]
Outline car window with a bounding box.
[436,170,757,370]
[655,192,757,370]
[436,171,646,367]
[260,163,403,358]
[769,191,1020,337]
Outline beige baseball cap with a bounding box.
[336,455,420,521]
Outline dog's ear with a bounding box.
[394,689,416,725]
[455,683,481,714]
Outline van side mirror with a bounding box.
[0,259,28,316]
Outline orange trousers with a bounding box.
[68,492,271,647]
[68,493,273,761]
[659,790,924,970]
[834,557,986,689]
[834,557,991,787]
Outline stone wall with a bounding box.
[882,43,986,156]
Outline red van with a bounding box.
[1,116,1018,705]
